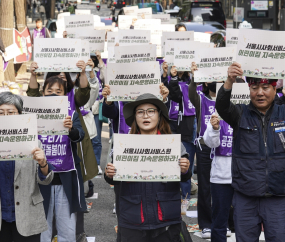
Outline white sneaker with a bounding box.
[109,139,112,144]
[113,203,116,214]
[227,228,232,237]
[98,165,102,175]
[201,228,211,239]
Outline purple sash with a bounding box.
[97,80,103,100]
[118,101,131,134]
[169,100,179,120]
[33,27,46,39]
[215,120,233,157]
[197,84,204,96]
[277,93,283,98]
[39,134,75,172]
[67,89,89,116]
[179,82,195,116]
[198,95,216,138]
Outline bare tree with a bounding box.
[0,0,16,82]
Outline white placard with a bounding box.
[64,15,94,32]
[123,6,138,15]
[54,33,63,38]
[93,15,101,23]
[114,44,156,63]
[152,14,171,24]
[107,61,162,101]
[174,42,213,71]
[0,114,38,161]
[226,28,239,47]
[134,19,161,30]
[108,47,115,63]
[94,22,105,29]
[75,29,105,53]
[118,15,137,29]
[118,30,151,46]
[195,47,236,82]
[107,31,118,48]
[137,8,152,19]
[3,43,21,62]
[22,96,69,135]
[57,12,70,20]
[194,32,211,43]
[34,38,82,72]
[75,9,91,15]
[56,19,65,36]
[81,40,91,63]
[161,31,194,57]
[236,29,285,79]
[113,134,181,182]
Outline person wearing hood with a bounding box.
[104,93,191,242]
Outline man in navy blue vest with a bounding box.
[216,62,285,242]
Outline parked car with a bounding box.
[100,17,112,25]
[178,1,226,28]
[179,22,226,47]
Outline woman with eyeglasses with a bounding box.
[104,93,191,242]
[0,92,54,242]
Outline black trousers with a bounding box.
[120,224,181,242]
[0,220,40,242]
[196,144,212,230]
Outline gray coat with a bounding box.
[0,142,54,237]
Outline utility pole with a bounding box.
[14,0,27,74]
[51,0,56,19]
[0,0,16,82]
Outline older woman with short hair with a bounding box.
[0,92,54,242]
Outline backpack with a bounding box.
[180,221,193,242]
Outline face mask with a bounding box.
[207,82,217,93]
[44,93,59,97]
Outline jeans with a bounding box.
[180,141,196,199]
[41,185,76,242]
[196,144,212,230]
[233,190,285,242]
[211,183,234,242]
[91,114,102,165]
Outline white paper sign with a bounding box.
[57,12,70,20]
[237,29,285,79]
[3,43,21,62]
[161,31,194,57]
[22,96,69,135]
[152,14,171,24]
[118,15,137,29]
[108,47,115,63]
[123,6,138,15]
[75,29,105,53]
[134,19,161,30]
[118,30,151,46]
[107,61,162,101]
[113,134,181,182]
[174,42,213,71]
[0,114,38,161]
[195,47,236,82]
[226,29,239,47]
[64,15,94,31]
[194,32,211,43]
[81,40,91,64]
[107,31,118,48]
[34,38,82,72]
[137,8,152,19]
[56,19,65,36]
[114,44,156,63]
[75,9,91,15]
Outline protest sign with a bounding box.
[118,15,137,29]
[113,134,181,182]
[107,31,118,48]
[152,14,171,24]
[75,9,91,15]
[108,47,115,63]
[0,114,38,161]
[118,30,151,46]
[134,19,161,30]
[137,8,152,19]
[81,40,90,63]
[22,96,69,135]
[56,19,65,36]
[114,44,156,63]
[174,42,213,71]
[195,47,236,82]
[194,32,211,43]
[13,27,32,63]
[107,61,161,101]
[75,29,105,53]
[58,12,70,20]
[123,6,138,15]
[151,36,162,57]
[165,40,193,66]
[3,43,21,62]
[161,31,194,57]
[34,38,82,72]
[226,29,239,47]
[236,28,285,79]
[93,15,101,23]
[64,15,94,37]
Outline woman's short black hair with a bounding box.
[46,72,74,93]
[175,23,186,31]
[43,76,67,95]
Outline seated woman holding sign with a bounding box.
[0,92,54,242]
[104,93,191,242]
[34,76,87,242]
